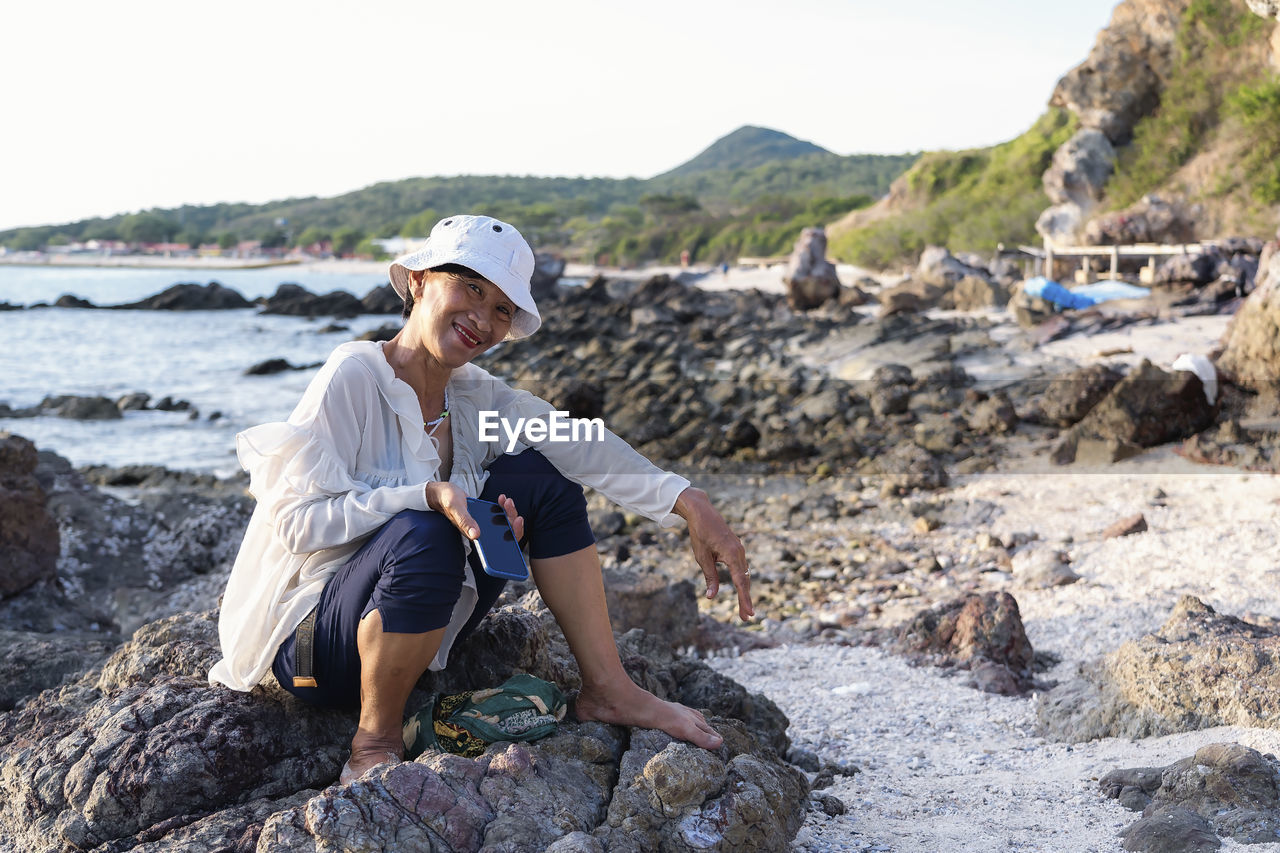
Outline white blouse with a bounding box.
[208,340,690,691]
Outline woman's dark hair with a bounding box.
[401,264,484,319]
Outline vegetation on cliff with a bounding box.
[1104,0,1275,211]
[828,110,1078,269]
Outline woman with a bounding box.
[209,214,752,782]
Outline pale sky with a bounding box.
[1,0,1120,231]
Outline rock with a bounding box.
[1106,744,1280,849]
[1120,807,1222,852]
[1103,513,1148,538]
[1012,548,1080,589]
[876,443,949,495]
[260,284,366,318]
[38,395,122,420]
[0,601,804,852]
[783,228,841,310]
[153,396,193,412]
[0,434,60,599]
[1007,285,1056,328]
[594,725,807,852]
[1053,360,1216,464]
[892,592,1035,694]
[1101,765,1165,812]
[244,358,311,376]
[1043,128,1117,208]
[1022,364,1124,427]
[1036,202,1087,246]
[1050,0,1185,144]
[359,283,402,314]
[113,282,253,311]
[1156,250,1221,285]
[1247,0,1279,18]
[967,392,1017,435]
[602,566,698,648]
[1037,596,1280,741]
[1217,248,1280,385]
[916,246,988,289]
[115,392,151,411]
[54,294,95,309]
[0,630,115,711]
[356,323,402,342]
[531,252,567,301]
[953,275,1002,311]
[877,287,924,317]
[1084,194,1199,246]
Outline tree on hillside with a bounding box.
[295,226,332,248]
[332,226,365,257]
[119,213,178,244]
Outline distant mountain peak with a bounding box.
[657,126,834,179]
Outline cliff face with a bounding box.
[1049,0,1190,145]
[830,0,1280,266]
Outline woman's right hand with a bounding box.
[424,482,524,542]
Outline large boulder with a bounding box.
[38,395,122,420]
[602,567,698,648]
[1043,129,1116,207]
[360,284,402,314]
[952,275,1003,311]
[531,252,567,302]
[1052,359,1215,463]
[1102,743,1280,849]
[1155,248,1222,285]
[1038,596,1280,741]
[783,228,841,310]
[892,592,1035,695]
[0,604,804,852]
[1049,0,1188,144]
[1035,203,1086,246]
[260,284,366,319]
[916,245,989,289]
[114,282,253,311]
[1019,364,1125,427]
[1083,193,1199,246]
[0,434,60,599]
[1217,246,1280,384]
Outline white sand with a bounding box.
[711,465,1280,852]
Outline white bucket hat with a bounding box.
[388,214,541,339]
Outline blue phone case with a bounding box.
[466,498,529,582]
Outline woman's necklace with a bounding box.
[425,388,450,436]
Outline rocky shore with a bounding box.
[3,236,1280,851]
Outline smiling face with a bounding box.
[407,265,517,369]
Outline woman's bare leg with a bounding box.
[531,544,723,749]
[347,609,445,778]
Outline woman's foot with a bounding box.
[341,730,405,784]
[574,678,723,750]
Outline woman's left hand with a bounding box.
[674,487,754,621]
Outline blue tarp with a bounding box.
[1023,277,1149,309]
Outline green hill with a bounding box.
[0,126,918,266]
[655,126,831,179]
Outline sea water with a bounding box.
[0,265,398,475]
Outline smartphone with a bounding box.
[465,497,529,582]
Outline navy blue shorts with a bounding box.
[271,449,595,709]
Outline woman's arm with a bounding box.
[483,375,753,619]
[674,487,754,621]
